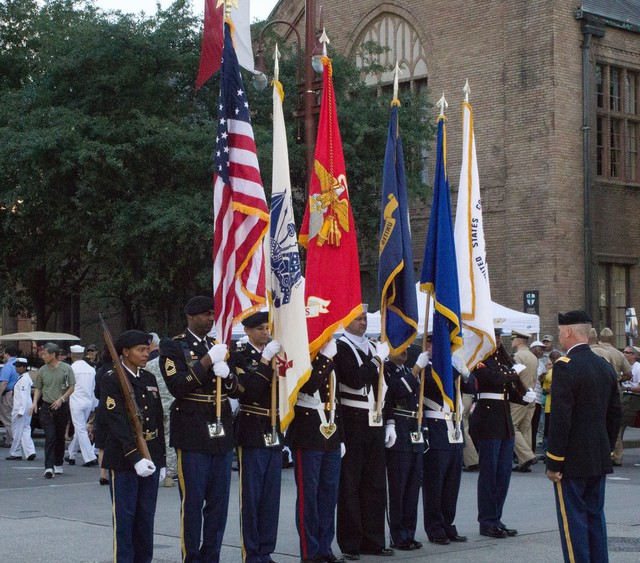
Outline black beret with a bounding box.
[115,330,152,354]
[184,296,214,316]
[558,310,592,325]
[241,311,269,328]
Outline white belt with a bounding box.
[340,397,370,410]
[424,411,453,420]
[477,392,505,401]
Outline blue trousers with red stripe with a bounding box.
[178,449,233,562]
[554,475,608,563]
[110,468,160,563]
[238,446,282,563]
[293,448,341,560]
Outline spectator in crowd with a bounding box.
[30,343,75,478]
[588,329,613,363]
[614,346,640,466]
[0,346,20,448]
[6,358,36,461]
[529,341,547,455]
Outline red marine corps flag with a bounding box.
[299,33,362,357]
[213,21,269,344]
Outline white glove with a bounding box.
[320,339,337,359]
[213,361,230,379]
[134,459,156,478]
[207,344,227,364]
[159,467,166,481]
[384,423,397,448]
[340,443,346,458]
[512,363,526,375]
[262,340,282,361]
[415,351,430,370]
[522,389,536,404]
[375,341,390,361]
[452,352,469,376]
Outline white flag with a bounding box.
[454,99,496,369]
[267,65,312,431]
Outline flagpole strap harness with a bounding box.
[337,336,385,411]
[393,408,420,419]
[238,405,278,417]
[477,392,505,401]
[184,392,228,403]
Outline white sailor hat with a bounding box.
[70,345,85,354]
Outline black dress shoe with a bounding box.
[27,454,36,461]
[360,548,394,556]
[479,527,507,538]
[463,464,479,472]
[429,536,450,545]
[448,535,468,542]
[390,541,415,551]
[99,477,110,486]
[64,457,76,465]
[5,455,22,460]
[410,540,423,549]
[498,524,518,536]
[511,464,531,473]
[82,459,99,467]
[342,554,360,561]
[324,555,345,563]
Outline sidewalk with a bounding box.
[1,428,639,562]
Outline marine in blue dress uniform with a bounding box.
[383,348,430,551]
[229,311,283,563]
[421,354,467,545]
[546,311,621,563]
[286,339,344,563]
[469,343,532,538]
[333,311,394,559]
[100,330,165,563]
[159,296,239,563]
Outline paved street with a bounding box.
[1,428,639,562]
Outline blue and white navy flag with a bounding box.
[378,101,419,354]
[266,47,312,430]
[419,114,463,411]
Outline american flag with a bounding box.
[213,22,269,345]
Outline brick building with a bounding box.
[267,0,640,345]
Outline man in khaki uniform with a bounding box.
[599,327,632,465]
[588,329,613,363]
[510,330,539,472]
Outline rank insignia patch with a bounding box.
[165,358,176,376]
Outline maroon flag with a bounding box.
[196,0,224,90]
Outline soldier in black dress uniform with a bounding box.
[286,339,344,563]
[334,311,394,560]
[469,342,535,539]
[383,348,430,551]
[228,311,282,563]
[159,296,239,563]
[100,329,165,563]
[546,311,621,563]
[421,353,468,545]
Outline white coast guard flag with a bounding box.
[454,99,496,368]
[267,62,312,431]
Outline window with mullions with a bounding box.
[595,63,640,183]
[599,263,630,348]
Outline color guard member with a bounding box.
[334,310,393,560]
[100,330,165,563]
[229,311,282,563]
[383,348,430,551]
[286,339,343,563]
[159,296,238,563]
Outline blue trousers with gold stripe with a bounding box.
[109,468,159,563]
[238,446,282,563]
[293,448,341,560]
[178,449,233,562]
[554,475,608,563]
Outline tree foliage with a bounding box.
[0,1,433,334]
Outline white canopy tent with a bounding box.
[227,281,539,340]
